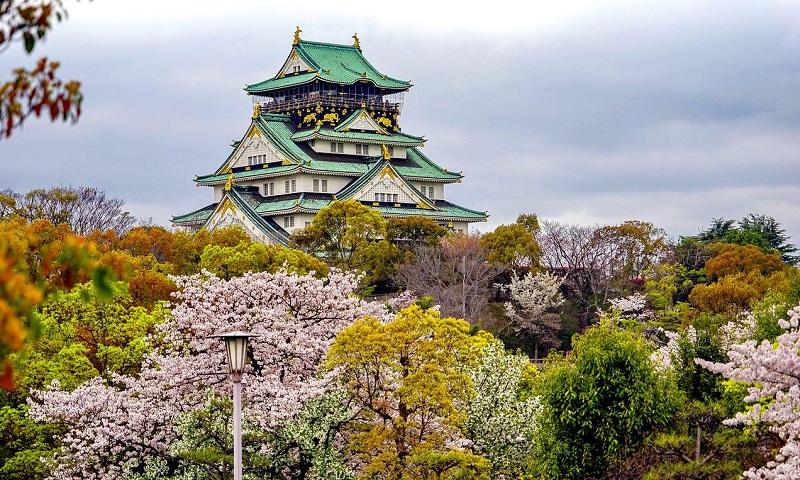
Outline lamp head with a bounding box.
[211,331,258,377]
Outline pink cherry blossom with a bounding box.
[697,304,800,479]
[29,269,390,480]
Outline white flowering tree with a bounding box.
[463,341,541,479]
[697,303,800,479]
[28,269,388,480]
[503,271,564,359]
[608,292,655,322]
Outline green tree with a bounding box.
[0,404,63,480]
[481,223,541,274]
[326,304,493,479]
[530,319,681,479]
[199,240,329,279]
[516,213,540,235]
[739,213,798,264]
[643,262,698,327]
[633,324,763,480]
[387,215,448,254]
[694,214,797,265]
[291,199,400,287]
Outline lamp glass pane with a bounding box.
[225,336,249,374]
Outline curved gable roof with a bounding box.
[245,39,411,94]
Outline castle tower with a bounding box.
[172,30,487,244]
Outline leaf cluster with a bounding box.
[530,321,682,479]
[0,0,87,138]
[326,305,493,479]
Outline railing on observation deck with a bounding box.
[258,93,401,115]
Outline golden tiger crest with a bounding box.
[303,113,317,124]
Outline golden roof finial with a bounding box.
[293,26,302,45]
[252,103,260,119]
[382,144,390,160]
[224,172,234,191]
[352,33,361,50]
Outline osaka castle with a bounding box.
[172,29,487,245]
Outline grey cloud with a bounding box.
[2,0,798,244]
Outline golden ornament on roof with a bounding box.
[293,26,302,45]
[382,144,390,160]
[352,33,361,50]
[224,172,234,191]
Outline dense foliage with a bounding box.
[1,195,798,479]
[530,320,682,479]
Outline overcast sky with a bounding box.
[2,0,799,243]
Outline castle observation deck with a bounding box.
[252,87,404,117]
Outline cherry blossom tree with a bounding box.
[502,271,564,359]
[29,269,389,480]
[697,303,800,479]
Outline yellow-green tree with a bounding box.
[291,199,400,287]
[0,218,106,389]
[480,215,541,274]
[199,240,329,279]
[326,304,493,479]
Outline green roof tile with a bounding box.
[172,204,216,225]
[199,115,460,185]
[227,188,290,245]
[245,40,410,94]
[395,148,462,181]
[292,126,424,146]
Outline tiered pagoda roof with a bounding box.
[172,31,487,245]
[245,36,411,96]
[194,114,463,185]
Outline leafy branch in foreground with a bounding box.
[0,0,85,139]
[0,57,82,138]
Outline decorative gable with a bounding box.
[220,126,282,172]
[206,198,266,242]
[277,50,313,77]
[336,109,389,134]
[346,165,434,209]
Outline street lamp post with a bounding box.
[212,331,258,480]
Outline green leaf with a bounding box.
[23,32,35,53]
[92,267,114,300]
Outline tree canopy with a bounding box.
[694,214,798,265]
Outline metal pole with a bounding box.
[233,378,242,480]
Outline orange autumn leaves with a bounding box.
[0,219,102,388]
